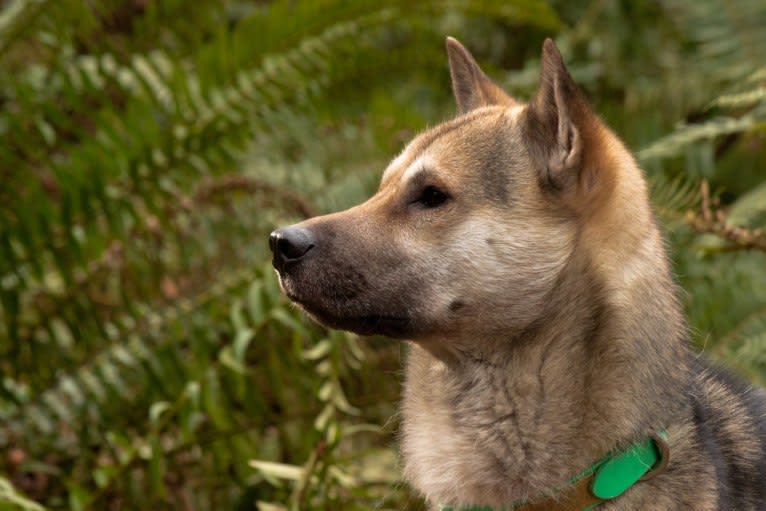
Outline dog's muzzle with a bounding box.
[269,226,315,272]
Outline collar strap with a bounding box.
[441,431,669,511]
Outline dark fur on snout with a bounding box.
[272,213,431,338]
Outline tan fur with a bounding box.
[270,37,766,510]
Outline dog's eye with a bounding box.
[416,186,449,208]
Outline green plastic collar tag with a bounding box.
[440,431,668,511]
[590,432,665,499]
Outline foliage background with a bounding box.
[0,0,765,509]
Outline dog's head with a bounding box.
[270,38,646,352]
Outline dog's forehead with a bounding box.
[381,105,525,188]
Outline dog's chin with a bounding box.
[277,272,414,338]
[310,310,412,338]
[286,294,411,338]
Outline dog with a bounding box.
[269,37,766,510]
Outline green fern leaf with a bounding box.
[638,115,765,161]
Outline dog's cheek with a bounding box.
[434,215,575,328]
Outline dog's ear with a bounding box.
[446,37,516,113]
[525,39,594,191]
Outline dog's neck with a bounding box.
[401,225,690,509]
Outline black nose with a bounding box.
[269,227,315,271]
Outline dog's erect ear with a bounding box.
[526,39,593,191]
[446,37,516,113]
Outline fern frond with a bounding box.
[638,115,765,161]
[712,86,766,108]
[726,180,766,228]
[5,265,258,434]
[649,173,703,227]
[663,0,766,82]
[0,11,394,355]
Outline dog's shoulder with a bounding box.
[687,357,766,508]
[691,356,766,428]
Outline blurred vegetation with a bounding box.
[0,0,765,509]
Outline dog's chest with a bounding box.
[400,347,572,507]
[401,367,514,506]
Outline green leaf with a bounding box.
[246,280,266,325]
[203,369,229,428]
[148,435,166,498]
[727,180,766,228]
[229,298,247,333]
[256,502,288,511]
[233,327,255,363]
[314,403,335,432]
[639,116,765,161]
[249,460,305,481]
[149,401,171,425]
[218,346,246,374]
[270,307,312,339]
[66,481,91,511]
[317,380,333,402]
[0,476,48,511]
[302,338,332,361]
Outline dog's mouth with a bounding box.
[286,291,411,338]
[318,312,411,337]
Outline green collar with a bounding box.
[441,431,669,511]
